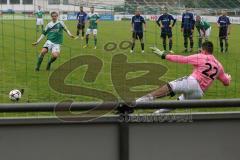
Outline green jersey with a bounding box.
[196,20,211,31]
[35,10,44,18]
[43,21,68,44]
[88,12,100,29]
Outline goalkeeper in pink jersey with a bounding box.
[136,41,231,114]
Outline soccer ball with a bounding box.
[9,89,22,101]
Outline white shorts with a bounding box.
[43,40,61,53]
[169,76,204,100]
[36,18,44,26]
[200,27,211,38]
[86,29,98,35]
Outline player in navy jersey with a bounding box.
[156,8,176,53]
[181,8,195,52]
[76,6,87,40]
[131,9,146,53]
[217,11,231,53]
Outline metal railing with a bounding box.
[0,99,239,112]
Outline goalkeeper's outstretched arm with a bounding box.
[150,47,199,65]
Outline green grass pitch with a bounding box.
[0,19,239,109]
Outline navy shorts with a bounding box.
[77,23,85,30]
[183,29,193,38]
[219,27,228,39]
[132,32,143,40]
[161,28,172,38]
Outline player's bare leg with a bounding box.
[35,48,48,71]
[46,52,59,71]
[136,84,173,102]
[149,84,174,99]
[136,84,176,113]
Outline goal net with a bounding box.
[0,0,239,105]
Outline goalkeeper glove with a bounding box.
[150,47,167,59]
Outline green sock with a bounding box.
[49,57,57,63]
[47,57,57,70]
[86,36,89,45]
[36,55,44,70]
[94,37,97,46]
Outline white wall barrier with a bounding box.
[0,14,69,21]
[1,14,240,24]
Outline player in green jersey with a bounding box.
[32,12,75,71]
[35,6,44,32]
[196,15,212,51]
[83,6,100,49]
